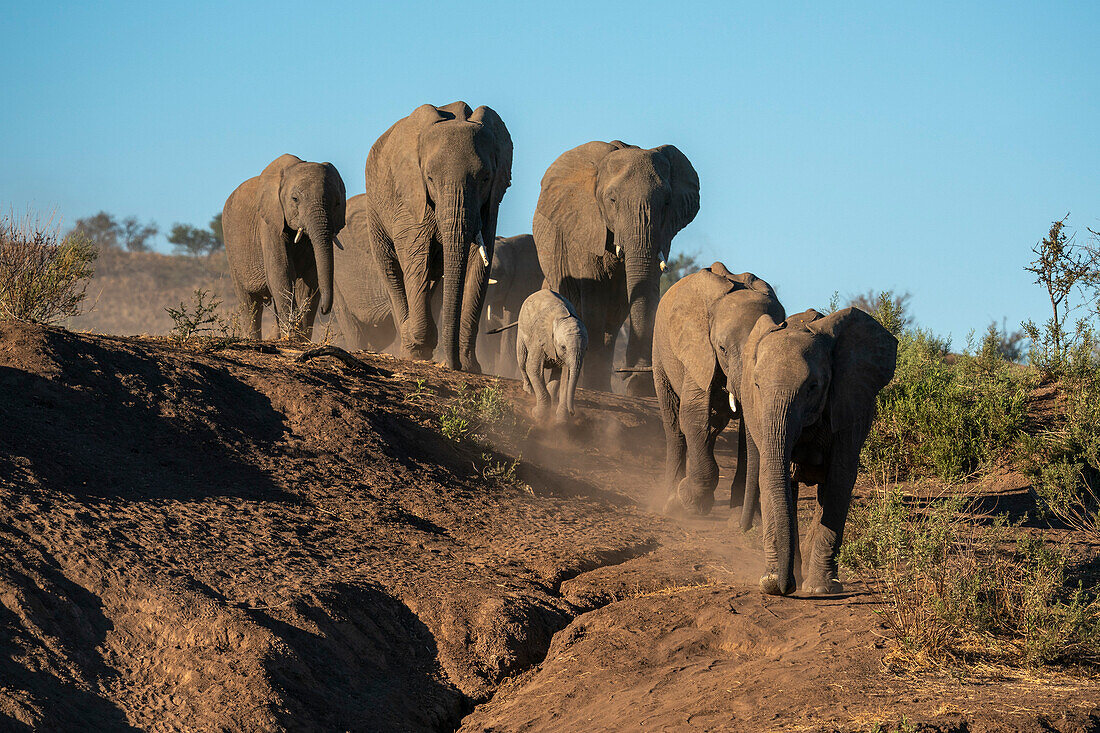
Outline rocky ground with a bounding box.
[0,322,1097,732]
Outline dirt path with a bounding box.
[0,323,1096,732]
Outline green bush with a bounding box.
[0,216,98,324]
[862,323,1031,483]
[841,487,1100,669]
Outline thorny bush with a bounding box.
[0,215,98,324]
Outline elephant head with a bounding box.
[741,307,897,596]
[259,154,346,315]
[535,141,699,389]
[374,102,512,369]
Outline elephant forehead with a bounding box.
[601,150,667,186]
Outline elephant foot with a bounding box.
[759,572,796,596]
[802,576,843,596]
[676,478,715,516]
[460,354,482,374]
[406,345,434,362]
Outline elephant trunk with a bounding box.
[562,345,584,415]
[305,209,334,316]
[757,395,800,596]
[623,218,659,365]
[436,185,475,370]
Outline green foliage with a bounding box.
[862,322,1030,483]
[167,222,221,257]
[0,216,98,324]
[438,383,511,442]
[841,487,1100,669]
[659,251,702,296]
[849,290,913,335]
[164,288,238,347]
[209,213,224,247]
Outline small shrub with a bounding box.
[165,289,239,348]
[0,215,98,324]
[438,383,513,442]
[841,487,1100,670]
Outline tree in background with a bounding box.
[119,217,159,252]
[659,251,702,296]
[167,223,219,257]
[209,213,223,248]
[69,211,120,250]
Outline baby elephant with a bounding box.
[492,290,588,422]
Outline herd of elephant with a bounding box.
[222,101,899,597]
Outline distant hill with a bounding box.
[65,248,233,336]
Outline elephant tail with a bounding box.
[486,321,519,335]
[615,366,653,373]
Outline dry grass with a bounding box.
[0,214,97,324]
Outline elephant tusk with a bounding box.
[615,244,623,257]
[486,304,491,323]
[479,245,489,267]
[333,235,344,251]
[660,259,667,272]
[729,393,737,415]
[294,227,304,244]
[488,278,498,285]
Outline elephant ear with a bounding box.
[258,154,302,232]
[535,141,620,259]
[369,104,446,221]
[784,308,825,330]
[745,313,785,373]
[809,307,898,433]
[470,105,513,226]
[706,263,777,299]
[667,269,737,390]
[322,162,347,231]
[654,145,700,237]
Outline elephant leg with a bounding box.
[654,366,686,502]
[572,281,614,392]
[262,241,294,338]
[233,277,263,340]
[458,245,488,374]
[400,242,436,361]
[517,337,533,394]
[791,480,803,589]
[804,429,862,595]
[673,385,725,515]
[525,352,551,420]
[292,273,319,343]
[740,430,762,532]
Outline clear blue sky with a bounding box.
[2,1,1098,341]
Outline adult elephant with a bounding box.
[224,154,346,340]
[740,307,896,596]
[331,194,400,352]
[653,263,783,518]
[480,233,544,377]
[533,141,699,394]
[336,102,512,372]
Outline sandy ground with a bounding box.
[0,322,1097,732]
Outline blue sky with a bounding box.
[2,1,1098,341]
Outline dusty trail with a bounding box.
[0,323,1096,732]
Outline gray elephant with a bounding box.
[223,154,346,340]
[533,141,699,394]
[493,290,587,422]
[739,307,896,596]
[334,102,512,372]
[480,233,544,377]
[653,263,784,518]
[331,194,399,352]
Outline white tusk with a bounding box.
[476,233,489,267]
[333,235,344,251]
[294,227,304,244]
[487,304,491,322]
[728,393,737,414]
[615,244,623,257]
[488,278,498,285]
[659,259,667,272]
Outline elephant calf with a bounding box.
[224,154,346,341]
[494,290,587,422]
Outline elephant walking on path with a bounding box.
[480,234,544,377]
[335,102,512,372]
[223,155,346,340]
[533,141,699,394]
